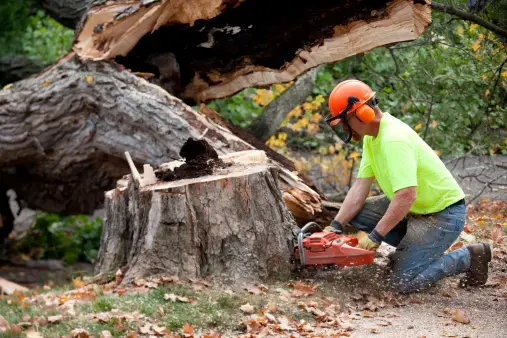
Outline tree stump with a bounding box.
[96,148,298,284]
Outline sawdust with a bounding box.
[155,138,230,182]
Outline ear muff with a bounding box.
[356,104,375,123]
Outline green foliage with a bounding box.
[207,6,507,158]
[206,88,264,128]
[16,213,103,265]
[0,1,73,64]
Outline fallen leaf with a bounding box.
[139,323,153,335]
[278,316,295,331]
[117,288,126,296]
[73,277,86,289]
[183,322,194,335]
[126,332,138,338]
[86,76,93,84]
[8,324,21,334]
[115,269,123,286]
[291,281,318,297]
[152,325,166,334]
[164,293,189,302]
[451,309,470,324]
[158,304,165,316]
[0,315,8,331]
[3,83,13,90]
[370,328,379,334]
[376,321,392,326]
[491,224,504,243]
[25,329,43,338]
[247,284,267,295]
[69,328,90,337]
[240,303,255,314]
[100,331,114,338]
[48,315,63,324]
[21,314,31,322]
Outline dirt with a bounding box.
[155,138,230,182]
[291,244,507,338]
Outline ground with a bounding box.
[0,200,506,338]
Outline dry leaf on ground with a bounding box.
[451,309,470,324]
[164,293,189,303]
[183,322,194,335]
[115,269,123,286]
[0,315,8,331]
[240,303,255,314]
[25,329,44,338]
[100,331,114,338]
[68,328,90,338]
[246,284,268,295]
[291,281,318,297]
[72,277,86,289]
[48,315,63,324]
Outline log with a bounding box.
[73,0,431,102]
[0,56,323,224]
[97,148,298,284]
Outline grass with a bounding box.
[0,282,286,336]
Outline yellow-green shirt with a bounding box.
[357,113,465,214]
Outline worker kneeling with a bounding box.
[326,80,491,294]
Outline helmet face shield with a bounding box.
[326,113,353,144]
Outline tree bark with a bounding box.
[0,56,44,87]
[0,55,323,223]
[248,67,320,142]
[97,156,298,284]
[40,0,90,29]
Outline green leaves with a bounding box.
[0,4,73,64]
[16,213,103,265]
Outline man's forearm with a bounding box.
[335,177,374,225]
[375,188,415,237]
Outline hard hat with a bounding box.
[325,80,377,143]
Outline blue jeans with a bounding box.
[350,196,471,293]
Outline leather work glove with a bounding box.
[357,229,384,251]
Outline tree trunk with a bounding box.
[40,0,90,29]
[248,66,320,142]
[0,55,322,224]
[0,56,44,87]
[96,153,298,284]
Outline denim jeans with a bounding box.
[350,196,471,293]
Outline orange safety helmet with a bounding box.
[325,80,378,143]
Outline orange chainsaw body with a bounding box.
[294,232,375,268]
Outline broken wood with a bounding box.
[97,143,298,284]
[73,0,430,102]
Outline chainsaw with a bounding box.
[292,222,375,270]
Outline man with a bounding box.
[325,79,491,293]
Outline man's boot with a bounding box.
[459,243,491,287]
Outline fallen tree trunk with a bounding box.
[0,55,322,224]
[97,146,298,284]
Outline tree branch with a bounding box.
[248,67,319,142]
[431,2,507,38]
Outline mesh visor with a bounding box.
[325,114,353,144]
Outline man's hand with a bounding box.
[357,229,384,251]
[357,235,380,251]
[330,219,343,234]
